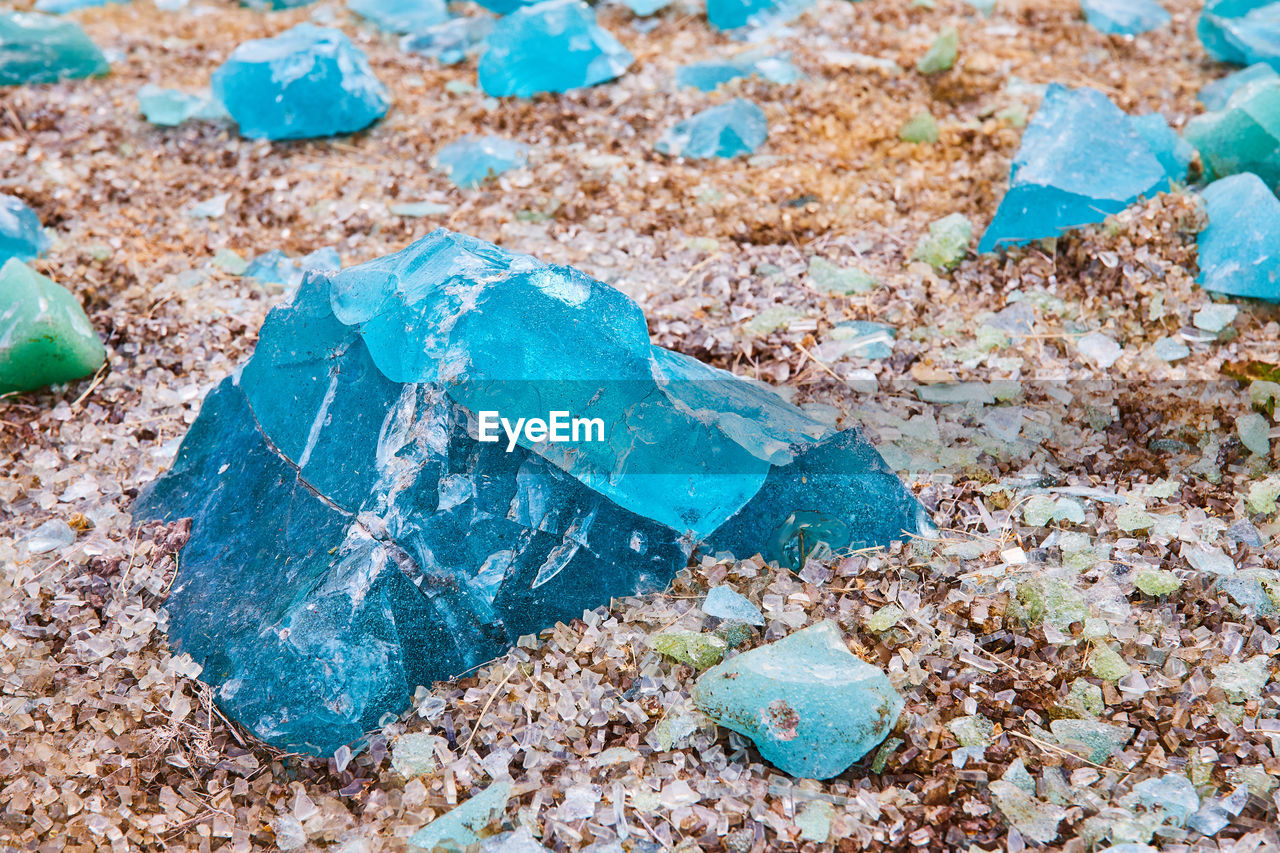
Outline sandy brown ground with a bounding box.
[3,0,1280,849]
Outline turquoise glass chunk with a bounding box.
[0,11,109,86]
[244,247,341,288]
[693,621,903,779]
[978,85,1181,252]
[1130,113,1195,178]
[1197,172,1280,302]
[1,194,50,266]
[1199,0,1280,68]
[1184,78,1280,186]
[1199,63,1279,110]
[676,50,800,91]
[135,229,924,754]
[474,0,542,12]
[348,0,448,33]
[477,0,632,97]
[34,0,125,12]
[1081,0,1170,34]
[211,24,390,140]
[137,84,228,126]
[655,98,767,159]
[400,17,492,64]
[621,0,671,14]
[434,135,530,188]
[705,0,812,30]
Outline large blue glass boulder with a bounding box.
[212,24,390,141]
[477,0,632,97]
[978,85,1186,252]
[135,230,925,754]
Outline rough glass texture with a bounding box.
[134,229,925,753]
[676,50,799,91]
[137,84,227,126]
[1081,0,1170,34]
[692,621,904,779]
[1197,172,1280,301]
[705,0,812,30]
[655,99,767,159]
[477,0,632,97]
[0,259,105,395]
[211,24,390,141]
[978,85,1183,252]
[1199,62,1279,110]
[0,11,109,86]
[347,0,449,33]
[1184,78,1280,187]
[0,194,50,266]
[434,135,530,188]
[1198,0,1280,68]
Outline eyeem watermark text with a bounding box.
[478,411,606,452]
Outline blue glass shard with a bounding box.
[978,85,1180,252]
[693,621,903,779]
[1199,63,1279,110]
[244,247,341,288]
[620,0,670,14]
[474,0,542,12]
[0,11,109,86]
[1129,113,1194,179]
[138,85,228,126]
[211,24,390,140]
[1081,0,1170,34]
[0,195,50,266]
[1197,172,1280,302]
[348,0,448,33]
[1184,78,1280,186]
[477,0,633,97]
[135,229,924,753]
[703,585,765,625]
[1199,0,1280,68]
[676,49,800,91]
[655,98,767,159]
[400,17,492,64]
[434,136,531,189]
[34,0,125,12]
[705,0,812,31]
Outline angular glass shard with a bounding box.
[676,49,799,91]
[1129,113,1195,178]
[408,780,513,850]
[137,84,228,126]
[916,25,958,74]
[136,229,923,753]
[474,0,542,12]
[0,194,50,266]
[650,628,726,669]
[702,585,765,625]
[0,11,109,86]
[705,0,812,31]
[0,259,105,395]
[212,24,390,140]
[1199,62,1279,110]
[912,213,972,270]
[692,621,903,779]
[620,0,670,14]
[34,0,125,12]
[1197,173,1280,302]
[655,99,767,159]
[477,0,632,97]
[1199,1,1280,68]
[899,109,939,143]
[814,321,895,362]
[1081,0,1170,34]
[978,85,1182,252]
[245,247,341,290]
[1131,773,1199,825]
[400,17,492,65]
[348,0,448,33]
[434,135,530,189]
[1184,78,1280,186]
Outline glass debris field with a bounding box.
[3,0,1280,850]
